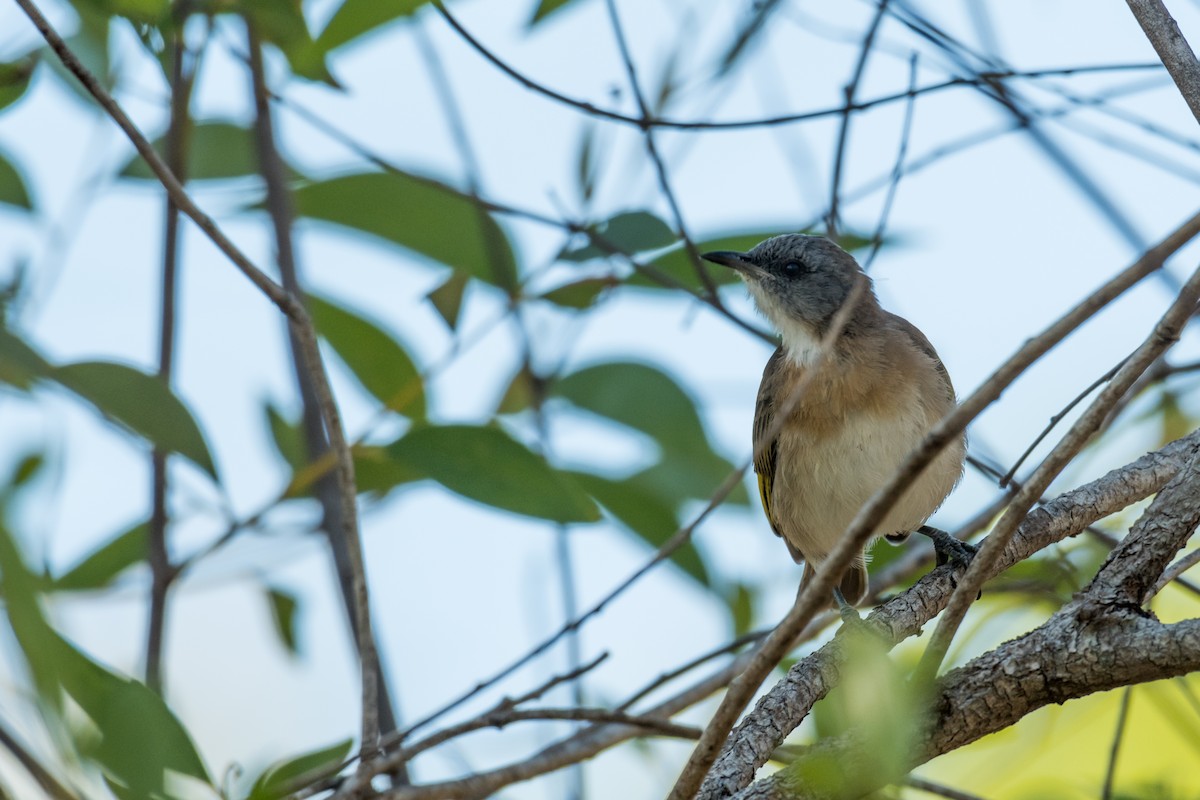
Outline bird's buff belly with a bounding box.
[770,407,963,562]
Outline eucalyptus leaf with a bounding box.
[247,738,353,800]
[317,0,427,53]
[54,522,147,592]
[119,121,260,181]
[387,425,600,524]
[265,586,300,657]
[291,172,519,291]
[0,150,32,211]
[559,211,675,262]
[0,56,36,113]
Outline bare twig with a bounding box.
[1153,547,1200,595]
[0,721,77,800]
[862,53,918,272]
[906,776,987,800]
[1101,687,1133,800]
[146,19,195,695]
[1125,0,1200,125]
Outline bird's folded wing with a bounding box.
[753,346,786,540]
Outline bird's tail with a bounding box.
[801,557,869,606]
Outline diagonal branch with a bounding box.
[1125,0,1200,125]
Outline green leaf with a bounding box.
[559,211,676,262]
[387,425,601,524]
[528,0,580,26]
[0,327,50,389]
[238,0,335,85]
[74,0,168,24]
[426,272,469,330]
[317,0,426,53]
[728,582,755,636]
[291,172,519,291]
[537,277,616,310]
[0,56,36,113]
[265,586,300,657]
[495,364,538,415]
[0,522,210,795]
[9,451,45,487]
[629,229,874,291]
[119,121,260,181]
[569,471,709,587]
[265,402,307,476]
[0,150,32,211]
[247,738,353,800]
[351,444,420,496]
[54,522,147,592]
[49,5,111,103]
[307,294,425,417]
[53,362,217,479]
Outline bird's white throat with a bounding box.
[745,280,822,366]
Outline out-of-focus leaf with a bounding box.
[528,0,579,26]
[629,229,874,291]
[0,56,36,112]
[53,362,217,479]
[0,327,50,389]
[537,277,616,310]
[9,452,44,487]
[728,582,754,636]
[119,121,259,181]
[559,211,675,262]
[317,0,425,53]
[574,124,599,204]
[387,425,600,524]
[247,738,353,800]
[265,402,307,476]
[265,586,300,656]
[49,4,111,103]
[569,470,709,587]
[426,272,469,330]
[554,361,749,505]
[291,172,519,291]
[238,0,335,84]
[81,0,168,23]
[351,444,420,497]
[0,151,32,211]
[308,294,424,417]
[53,522,147,592]
[496,364,539,415]
[0,522,210,796]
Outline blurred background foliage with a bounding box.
[0,0,1199,798]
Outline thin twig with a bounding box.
[863,52,918,272]
[1101,687,1133,800]
[602,0,716,296]
[145,19,194,695]
[0,721,77,800]
[906,775,988,800]
[1153,547,1200,595]
[827,0,891,238]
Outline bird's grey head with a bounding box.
[702,234,873,342]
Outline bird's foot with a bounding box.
[918,525,977,569]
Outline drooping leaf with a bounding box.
[537,277,616,310]
[0,151,32,211]
[291,172,519,291]
[387,425,600,524]
[559,211,676,262]
[528,0,581,26]
[53,361,217,479]
[351,444,420,497]
[265,402,307,476]
[0,56,36,113]
[569,470,709,587]
[247,738,353,800]
[0,327,51,388]
[237,0,335,85]
[728,582,755,636]
[426,272,469,330]
[317,0,426,53]
[119,121,260,181]
[53,522,147,592]
[307,294,425,417]
[265,586,300,657]
[0,522,210,796]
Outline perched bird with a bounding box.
[703,234,968,609]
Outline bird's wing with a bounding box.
[889,313,957,405]
[753,346,786,540]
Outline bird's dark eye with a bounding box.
[783,261,803,277]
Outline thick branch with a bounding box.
[1125,0,1200,125]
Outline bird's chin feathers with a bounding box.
[744,278,822,366]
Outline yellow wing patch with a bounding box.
[757,471,782,538]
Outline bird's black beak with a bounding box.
[702,250,756,274]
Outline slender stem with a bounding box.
[146,17,194,695]
[1101,687,1133,800]
[244,27,382,761]
[0,721,77,800]
[1124,0,1200,125]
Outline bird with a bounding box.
[702,234,968,612]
